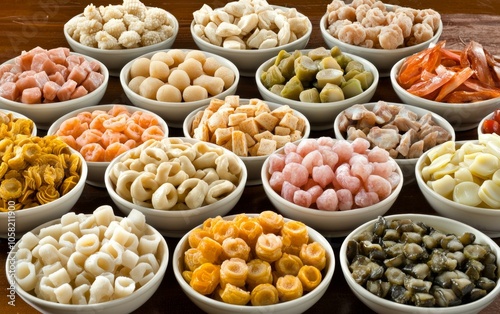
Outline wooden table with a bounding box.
[1,1,500,313]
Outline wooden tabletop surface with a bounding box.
[1,0,500,313]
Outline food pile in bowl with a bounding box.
[0,109,36,136]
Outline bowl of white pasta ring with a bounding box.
[104,137,248,237]
[320,3,443,76]
[340,214,500,314]
[63,3,179,76]
[0,108,37,136]
[190,3,312,76]
[6,205,169,314]
[47,104,169,188]
[0,136,87,238]
[172,211,335,314]
[415,134,500,238]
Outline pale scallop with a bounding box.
[156,84,182,102]
[130,57,151,78]
[453,181,482,207]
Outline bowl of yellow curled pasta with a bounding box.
[104,137,247,237]
[415,133,500,238]
[172,211,335,314]
[0,108,37,136]
[6,205,169,314]
[0,135,87,238]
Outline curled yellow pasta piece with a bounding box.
[210,219,239,244]
[276,275,303,302]
[246,259,273,291]
[250,283,279,306]
[188,228,212,248]
[221,237,250,261]
[281,220,309,256]
[218,283,251,305]
[258,210,284,234]
[297,265,322,292]
[238,218,263,250]
[300,242,327,271]
[220,257,248,289]
[190,263,220,295]
[275,253,303,277]
[184,248,210,271]
[255,233,283,263]
[197,237,223,264]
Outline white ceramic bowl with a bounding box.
[190,6,312,76]
[416,140,500,238]
[333,102,455,184]
[340,214,500,314]
[0,53,108,130]
[390,58,500,131]
[477,111,500,137]
[172,213,335,314]
[104,137,247,237]
[256,50,378,131]
[120,49,239,128]
[47,104,169,187]
[320,5,443,77]
[64,11,178,76]
[0,148,87,238]
[6,213,169,314]
[182,99,311,185]
[0,108,37,136]
[261,138,404,237]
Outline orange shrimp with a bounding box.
[131,111,159,129]
[58,135,78,150]
[108,104,131,117]
[102,114,127,132]
[104,142,129,161]
[76,111,93,125]
[90,110,108,119]
[80,143,105,162]
[141,125,165,142]
[56,117,88,138]
[75,128,103,149]
[101,129,127,148]
[89,113,112,133]
[123,139,137,149]
[123,122,145,142]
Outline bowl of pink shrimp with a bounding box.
[320,1,443,76]
[261,137,404,237]
[47,104,169,187]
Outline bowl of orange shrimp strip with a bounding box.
[391,40,500,131]
[48,104,168,187]
[0,135,87,238]
[172,211,335,314]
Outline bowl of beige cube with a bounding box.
[183,96,310,185]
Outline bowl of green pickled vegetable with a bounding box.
[256,47,379,131]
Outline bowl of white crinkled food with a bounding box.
[64,0,179,76]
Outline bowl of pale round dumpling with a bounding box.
[6,206,169,314]
[190,1,312,76]
[63,1,179,76]
[261,137,404,237]
[120,49,239,128]
[320,1,443,76]
[415,134,500,238]
[104,137,247,237]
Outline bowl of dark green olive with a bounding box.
[255,47,379,131]
[340,214,500,314]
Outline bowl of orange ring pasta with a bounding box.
[0,109,37,136]
[172,211,335,314]
[6,205,169,314]
[0,135,87,238]
[47,104,169,187]
[104,137,247,237]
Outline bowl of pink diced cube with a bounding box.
[0,46,109,129]
[261,137,404,237]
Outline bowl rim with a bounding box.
[190,5,312,54]
[46,103,170,166]
[390,58,500,107]
[0,52,109,109]
[6,214,169,310]
[415,139,500,216]
[333,101,456,164]
[339,213,500,313]
[260,138,405,217]
[172,212,335,312]
[0,147,88,218]
[119,49,240,107]
[0,108,38,136]
[63,10,179,55]
[181,98,312,162]
[255,49,379,109]
[319,4,444,54]
[104,137,248,218]
[477,111,495,136]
